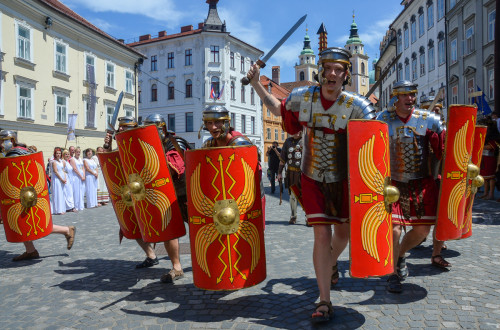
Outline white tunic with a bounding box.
[72,157,85,211]
[51,159,67,214]
[64,160,75,210]
[84,158,98,208]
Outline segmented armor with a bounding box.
[377,108,445,183]
[285,86,375,183]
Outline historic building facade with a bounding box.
[344,16,370,96]
[129,0,263,149]
[0,0,142,156]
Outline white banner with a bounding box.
[67,113,78,141]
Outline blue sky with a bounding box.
[60,0,402,83]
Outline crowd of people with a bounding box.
[47,145,109,215]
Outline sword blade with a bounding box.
[261,14,307,63]
[108,91,124,131]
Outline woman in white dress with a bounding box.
[70,147,86,211]
[84,148,98,208]
[51,148,67,215]
[62,149,76,212]
[93,146,110,206]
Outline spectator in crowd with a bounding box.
[62,149,76,212]
[83,148,98,208]
[266,141,282,194]
[69,147,85,211]
[479,116,500,200]
[51,147,68,215]
[93,146,109,206]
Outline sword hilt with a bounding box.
[241,59,266,86]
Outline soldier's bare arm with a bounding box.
[247,63,281,116]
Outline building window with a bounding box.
[241,85,245,103]
[452,84,458,104]
[124,108,134,117]
[55,94,67,124]
[267,108,271,117]
[85,54,96,81]
[106,62,115,88]
[450,0,456,10]
[211,76,220,99]
[361,62,365,75]
[240,56,245,72]
[300,71,305,81]
[106,105,114,128]
[231,113,235,128]
[427,1,434,29]
[168,82,175,100]
[240,115,246,133]
[84,100,96,128]
[411,54,417,81]
[274,129,278,141]
[398,63,403,81]
[466,77,475,104]
[16,23,32,61]
[419,47,426,76]
[404,59,410,80]
[138,89,142,103]
[488,68,495,100]
[185,79,192,98]
[230,81,235,100]
[266,128,271,140]
[168,114,175,132]
[251,88,255,105]
[125,70,134,94]
[151,84,157,102]
[397,30,402,54]
[210,45,219,62]
[18,85,33,119]
[55,41,67,73]
[464,24,475,55]
[251,116,255,135]
[418,9,425,37]
[230,52,235,68]
[437,0,444,20]
[281,130,285,141]
[488,10,496,42]
[449,38,457,64]
[404,23,409,49]
[185,112,193,132]
[167,52,174,69]
[428,41,435,71]
[438,34,445,65]
[410,16,417,43]
[151,55,157,71]
[185,49,192,66]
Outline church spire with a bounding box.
[317,22,328,52]
[203,0,226,32]
[346,11,362,45]
[301,28,314,55]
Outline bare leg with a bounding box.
[399,225,431,257]
[392,224,402,272]
[136,238,156,259]
[488,179,495,199]
[432,226,451,268]
[164,239,182,271]
[313,225,333,313]
[52,224,70,236]
[331,222,349,263]
[23,241,36,253]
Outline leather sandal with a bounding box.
[331,263,339,287]
[161,269,184,283]
[431,255,451,271]
[386,274,402,293]
[65,226,76,250]
[311,300,333,324]
[397,256,408,280]
[136,257,159,269]
[12,250,40,262]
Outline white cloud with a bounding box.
[87,17,114,32]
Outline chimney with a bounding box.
[139,34,151,41]
[317,23,328,53]
[118,39,124,43]
[181,25,193,33]
[158,31,167,37]
[198,22,204,29]
[272,66,280,85]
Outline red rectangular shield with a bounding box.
[97,150,142,240]
[185,145,266,290]
[0,151,53,242]
[461,125,487,239]
[115,125,185,243]
[348,120,394,278]
[435,105,477,241]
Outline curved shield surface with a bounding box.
[186,145,266,290]
[348,120,394,278]
[115,125,185,243]
[461,125,487,239]
[436,105,477,241]
[0,152,53,242]
[97,150,141,240]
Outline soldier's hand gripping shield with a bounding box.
[461,125,486,239]
[97,150,142,240]
[185,145,266,290]
[348,120,398,278]
[436,105,477,241]
[115,125,186,243]
[0,152,53,242]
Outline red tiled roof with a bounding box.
[37,0,144,58]
[260,76,290,100]
[128,29,204,47]
[280,80,317,91]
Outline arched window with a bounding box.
[185,79,192,98]
[299,71,305,81]
[230,81,235,100]
[168,82,174,100]
[211,76,220,98]
[151,84,157,102]
[361,62,365,75]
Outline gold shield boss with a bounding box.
[435,105,477,241]
[186,145,266,290]
[348,120,397,278]
[0,151,53,242]
[115,125,186,243]
[97,150,142,240]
